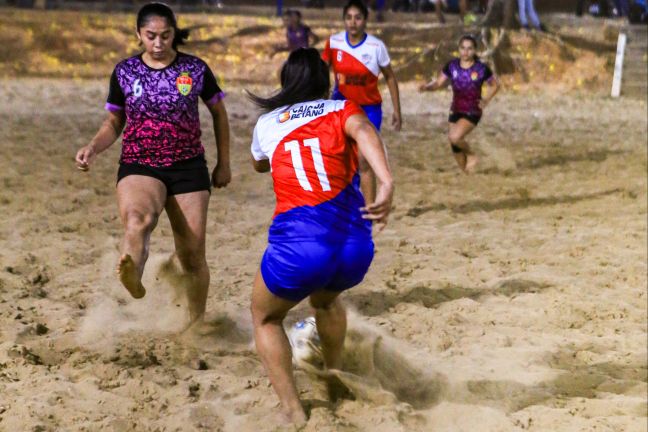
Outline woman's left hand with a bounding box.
[479,99,489,110]
[392,111,402,132]
[212,163,231,188]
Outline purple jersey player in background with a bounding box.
[273,9,320,56]
[419,34,500,173]
[75,2,231,328]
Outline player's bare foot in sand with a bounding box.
[158,253,208,331]
[179,315,211,335]
[117,254,146,299]
[279,406,307,428]
[453,151,468,171]
[464,151,479,173]
[325,372,354,403]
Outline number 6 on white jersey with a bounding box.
[284,138,332,192]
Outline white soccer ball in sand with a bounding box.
[287,317,322,366]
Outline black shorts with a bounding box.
[449,112,481,125]
[117,156,211,196]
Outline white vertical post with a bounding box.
[611,33,627,98]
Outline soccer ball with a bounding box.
[287,317,322,366]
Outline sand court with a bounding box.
[0,7,646,431]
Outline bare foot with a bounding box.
[464,152,479,174]
[179,315,210,335]
[158,253,206,327]
[452,152,468,172]
[279,406,307,428]
[117,254,146,299]
[325,373,354,403]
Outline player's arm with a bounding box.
[75,110,125,171]
[344,113,394,230]
[480,76,500,110]
[419,71,449,92]
[207,99,232,188]
[379,64,402,132]
[308,27,321,47]
[321,38,332,67]
[252,157,270,173]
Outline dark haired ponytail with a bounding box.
[248,48,330,113]
[174,28,190,48]
[136,2,189,50]
[459,34,479,61]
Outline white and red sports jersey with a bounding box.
[321,32,391,106]
[251,99,371,241]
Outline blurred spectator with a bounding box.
[612,0,630,16]
[373,0,387,21]
[517,0,541,30]
[300,0,325,8]
[629,0,648,22]
[576,0,610,17]
[272,9,320,56]
[435,0,468,23]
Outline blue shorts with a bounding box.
[361,103,383,131]
[331,89,382,131]
[260,238,374,302]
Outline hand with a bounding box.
[360,183,393,233]
[418,82,429,92]
[479,99,490,110]
[211,163,231,188]
[75,145,97,171]
[392,111,402,132]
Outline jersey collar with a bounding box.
[345,32,368,49]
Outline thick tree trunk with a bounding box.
[482,0,518,29]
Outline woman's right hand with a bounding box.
[361,182,394,232]
[418,82,429,92]
[75,145,97,171]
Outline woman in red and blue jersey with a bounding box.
[74,3,231,326]
[321,0,401,204]
[248,48,393,425]
[420,35,500,173]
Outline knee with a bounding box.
[448,132,462,145]
[251,304,286,328]
[309,296,344,313]
[123,210,158,234]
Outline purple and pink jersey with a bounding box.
[442,58,494,116]
[287,24,312,52]
[106,53,225,167]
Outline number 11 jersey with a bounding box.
[251,99,371,242]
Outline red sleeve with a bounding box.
[341,100,365,125]
[321,38,331,63]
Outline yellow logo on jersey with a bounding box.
[278,111,291,123]
[176,72,193,96]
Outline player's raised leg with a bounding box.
[448,118,477,173]
[116,175,166,298]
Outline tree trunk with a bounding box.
[482,0,518,29]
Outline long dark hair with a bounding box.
[136,2,189,50]
[343,0,369,19]
[459,34,479,61]
[248,48,330,112]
